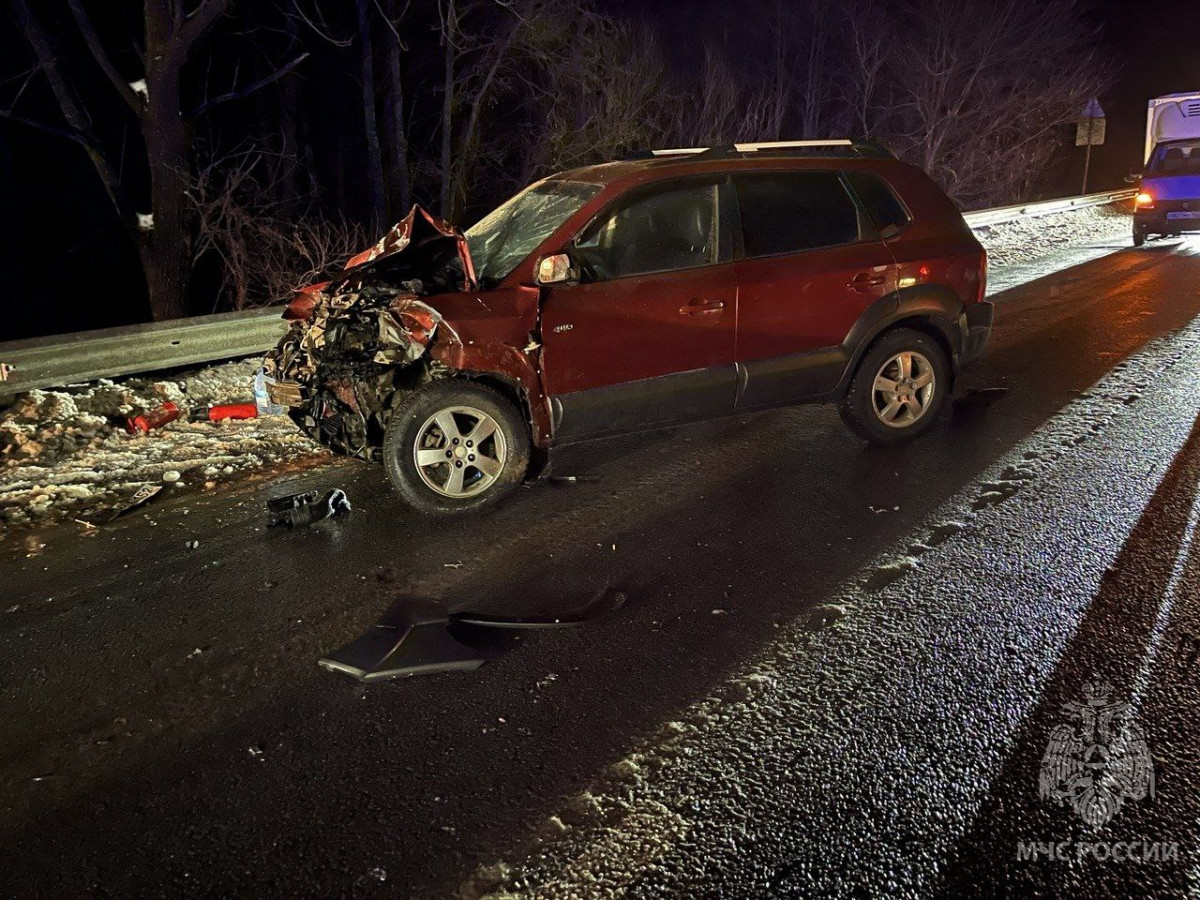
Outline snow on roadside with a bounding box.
[0,359,326,527]
[0,203,1134,530]
[971,201,1131,269]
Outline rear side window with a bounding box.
[573,182,721,281]
[846,172,911,237]
[734,172,860,258]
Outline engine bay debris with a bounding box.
[264,205,478,459]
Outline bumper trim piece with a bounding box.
[961,301,995,366]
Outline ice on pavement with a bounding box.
[458,306,1200,897]
[0,203,1133,528]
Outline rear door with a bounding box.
[541,178,738,441]
[732,170,897,408]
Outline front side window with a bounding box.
[735,172,861,258]
[465,180,601,287]
[573,182,721,281]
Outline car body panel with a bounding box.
[540,262,739,441]
[733,241,897,407]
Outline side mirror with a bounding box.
[1124,173,1142,184]
[536,253,576,285]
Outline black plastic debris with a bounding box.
[320,587,627,681]
[267,488,352,529]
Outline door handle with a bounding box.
[680,298,725,317]
[848,272,887,291]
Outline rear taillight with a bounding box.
[1136,191,1155,210]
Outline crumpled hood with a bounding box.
[281,204,476,324]
[267,205,477,388]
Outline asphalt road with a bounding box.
[2,234,1199,898]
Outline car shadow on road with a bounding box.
[936,410,1200,899]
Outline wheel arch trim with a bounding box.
[835,285,964,398]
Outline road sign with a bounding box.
[1076,117,1107,146]
[1077,100,1107,193]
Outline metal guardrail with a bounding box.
[0,306,285,397]
[963,188,1135,229]
[0,188,1136,397]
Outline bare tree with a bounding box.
[4,0,307,321]
[435,0,536,220]
[189,149,366,310]
[380,0,413,216]
[356,0,387,231]
[885,0,1108,206]
[840,0,889,137]
[668,46,781,147]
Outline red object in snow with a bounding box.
[189,402,259,423]
[126,402,182,434]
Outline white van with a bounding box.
[1135,92,1200,245]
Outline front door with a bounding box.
[541,178,737,441]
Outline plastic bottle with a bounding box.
[253,367,286,416]
[126,402,182,434]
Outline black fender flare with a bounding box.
[833,285,965,398]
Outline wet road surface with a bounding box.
[2,236,1199,898]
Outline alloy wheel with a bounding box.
[871,351,937,428]
[412,405,508,498]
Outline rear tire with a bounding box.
[382,380,530,516]
[1133,224,1147,247]
[838,327,950,447]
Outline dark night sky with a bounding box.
[1093,0,1200,183]
[603,0,1200,187]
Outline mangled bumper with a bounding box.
[266,295,446,457]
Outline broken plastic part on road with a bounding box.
[265,488,352,529]
[125,402,182,434]
[319,587,627,681]
[108,483,164,521]
[187,402,259,423]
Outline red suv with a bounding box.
[267,140,991,515]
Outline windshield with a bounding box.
[465,180,601,287]
[1148,140,1200,176]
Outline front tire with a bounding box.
[382,380,530,515]
[839,327,950,446]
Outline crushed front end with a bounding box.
[264,206,475,460]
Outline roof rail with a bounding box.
[626,138,894,162]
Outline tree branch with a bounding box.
[179,0,231,49]
[0,108,101,150]
[67,0,142,114]
[7,0,134,227]
[189,52,310,117]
